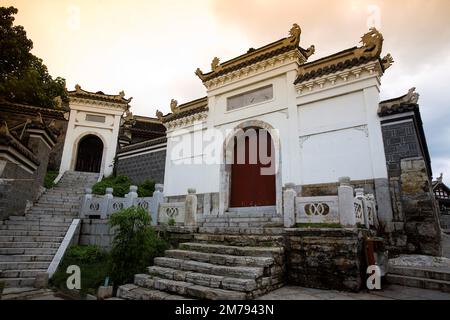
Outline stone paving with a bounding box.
[257,284,450,300]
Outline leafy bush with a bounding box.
[50,245,110,297]
[92,175,155,197]
[92,175,131,197]
[109,206,168,286]
[137,180,155,197]
[44,170,58,189]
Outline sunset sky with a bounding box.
[3,0,450,183]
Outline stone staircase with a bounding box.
[117,211,286,300]
[387,265,450,293]
[0,171,98,287]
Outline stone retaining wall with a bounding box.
[285,228,371,292]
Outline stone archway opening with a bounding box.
[75,134,103,173]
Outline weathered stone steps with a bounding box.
[387,274,450,293]
[154,257,264,279]
[0,236,64,243]
[0,254,53,262]
[10,216,74,223]
[198,227,284,235]
[389,266,450,282]
[193,233,285,247]
[0,224,69,231]
[1,277,35,287]
[0,261,50,270]
[0,242,61,248]
[165,249,274,268]
[0,230,67,237]
[0,247,58,255]
[134,274,247,300]
[1,269,47,278]
[116,283,192,300]
[179,242,284,258]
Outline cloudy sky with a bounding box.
[4,0,450,183]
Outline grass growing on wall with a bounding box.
[91,175,155,197]
[44,170,59,189]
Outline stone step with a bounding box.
[198,227,284,235]
[0,254,53,262]
[0,247,58,255]
[1,269,47,278]
[198,216,282,223]
[154,257,264,279]
[389,266,450,282]
[4,220,70,227]
[179,242,284,258]
[24,214,78,220]
[0,236,64,243]
[0,230,67,237]
[165,249,274,268]
[386,274,450,293]
[0,224,69,231]
[0,241,61,248]
[1,287,55,300]
[0,261,50,270]
[0,277,35,287]
[145,267,260,292]
[116,283,191,300]
[10,216,74,223]
[200,222,283,228]
[135,274,248,300]
[193,233,285,247]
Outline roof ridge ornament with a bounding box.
[211,57,222,72]
[287,23,301,46]
[381,53,394,70]
[437,173,444,183]
[75,84,82,93]
[156,110,164,121]
[170,99,178,113]
[405,87,420,104]
[355,27,384,58]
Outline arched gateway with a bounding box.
[75,135,103,173]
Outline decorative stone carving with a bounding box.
[405,87,420,104]
[304,45,315,58]
[170,99,178,113]
[381,53,394,70]
[211,57,221,72]
[75,84,82,92]
[155,110,164,121]
[195,68,205,81]
[288,23,302,45]
[355,27,384,58]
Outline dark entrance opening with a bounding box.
[230,128,276,207]
[75,135,103,173]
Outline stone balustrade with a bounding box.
[283,177,379,228]
[80,184,198,227]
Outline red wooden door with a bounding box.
[230,128,276,207]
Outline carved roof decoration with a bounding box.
[157,96,208,124]
[68,84,132,108]
[0,121,39,166]
[0,98,67,120]
[195,24,313,84]
[117,136,167,155]
[378,87,420,116]
[295,28,392,85]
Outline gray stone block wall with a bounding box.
[381,121,421,177]
[79,219,115,250]
[116,149,166,184]
[0,161,35,220]
[286,228,371,292]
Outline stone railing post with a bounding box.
[126,185,138,208]
[151,184,164,226]
[102,188,114,219]
[338,177,356,227]
[185,188,197,227]
[283,183,296,228]
[80,188,92,218]
[356,188,370,229]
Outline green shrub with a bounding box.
[92,175,155,198]
[137,180,155,197]
[50,245,110,297]
[44,170,58,189]
[109,206,168,286]
[92,175,131,197]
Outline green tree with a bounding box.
[109,206,168,286]
[0,6,68,108]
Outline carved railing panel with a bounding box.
[158,202,185,224]
[295,196,339,224]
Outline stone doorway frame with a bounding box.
[71,132,107,175]
[219,120,282,216]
